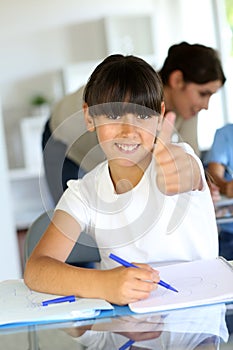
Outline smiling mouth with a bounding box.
[115,143,140,152]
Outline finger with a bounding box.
[128,266,159,283]
[132,262,155,272]
[156,111,176,148]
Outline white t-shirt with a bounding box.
[56,147,218,269]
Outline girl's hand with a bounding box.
[154,112,202,195]
[101,265,160,305]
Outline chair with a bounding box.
[24,209,100,268]
[42,119,86,205]
[23,210,100,350]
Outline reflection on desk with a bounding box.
[0,302,233,350]
[71,303,231,349]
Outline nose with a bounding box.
[202,97,210,110]
[120,115,137,135]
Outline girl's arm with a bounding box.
[24,210,159,305]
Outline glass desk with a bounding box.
[0,302,232,350]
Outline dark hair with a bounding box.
[83,54,164,117]
[159,42,226,86]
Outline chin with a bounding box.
[183,113,196,120]
[116,159,138,167]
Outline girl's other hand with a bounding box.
[154,112,202,194]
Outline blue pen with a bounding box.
[109,253,178,293]
[119,339,135,350]
[42,295,76,306]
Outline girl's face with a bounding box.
[165,71,222,119]
[84,103,164,169]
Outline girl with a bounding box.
[24,55,218,305]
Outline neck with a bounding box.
[108,155,152,194]
[163,86,174,112]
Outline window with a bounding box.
[225,0,233,55]
[198,0,233,151]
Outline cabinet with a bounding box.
[9,168,53,230]
[66,15,155,61]
[62,14,156,93]
[9,115,53,230]
[104,15,155,59]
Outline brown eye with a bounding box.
[107,114,121,120]
[137,114,151,120]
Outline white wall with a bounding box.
[0,0,219,108]
[0,0,157,107]
[0,99,21,279]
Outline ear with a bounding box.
[168,70,185,89]
[157,101,165,132]
[83,103,95,132]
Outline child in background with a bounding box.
[24,55,218,306]
[205,123,233,260]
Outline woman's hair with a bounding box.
[83,54,164,117]
[159,42,226,86]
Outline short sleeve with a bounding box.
[204,128,229,166]
[55,179,90,232]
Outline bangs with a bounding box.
[88,101,160,118]
[84,54,164,117]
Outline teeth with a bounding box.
[117,143,138,151]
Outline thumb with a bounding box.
[157,111,176,145]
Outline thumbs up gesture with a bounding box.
[153,112,202,195]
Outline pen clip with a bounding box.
[42,295,76,306]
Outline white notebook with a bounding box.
[129,257,233,313]
[0,279,113,327]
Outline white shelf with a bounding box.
[9,167,53,230]
[9,167,44,181]
[20,115,48,171]
[62,15,156,94]
[104,15,155,57]
[8,113,53,229]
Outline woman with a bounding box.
[160,41,226,156]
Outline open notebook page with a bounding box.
[129,257,233,313]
